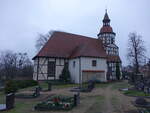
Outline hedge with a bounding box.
[5,80,38,94]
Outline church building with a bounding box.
[33,11,122,83]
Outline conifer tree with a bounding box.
[59,63,71,83]
[116,62,121,80]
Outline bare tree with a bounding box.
[0,50,33,80]
[0,50,17,79]
[16,52,33,77]
[127,32,146,73]
[35,30,55,51]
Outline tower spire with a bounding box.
[97,10,115,36]
[105,9,107,13]
[103,10,110,23]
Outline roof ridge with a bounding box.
[33,31,107,59]
[54,31,98,40]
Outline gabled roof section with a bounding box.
[33,31,107,59]
[107,55,121,63]
[105,44,119,48]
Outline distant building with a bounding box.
[140,62,150,77]
[33,11,122,83]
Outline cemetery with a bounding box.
[0,80,145,113]
[119,74,150,98]
[0,71,150,113]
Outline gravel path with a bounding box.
[100,84,138,113]
[104,85,115,113]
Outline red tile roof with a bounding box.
[100,26,113,33]
[33,31,107,59]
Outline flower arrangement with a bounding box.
[35,95,75,111]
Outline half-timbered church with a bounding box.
[33,11,122,83]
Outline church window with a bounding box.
[92,60,97,67]
[111,38,113,44]
[48,61,55,77]
[73,61,76,67]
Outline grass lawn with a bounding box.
[111,81,131,90]
[39,81,111,89]
[123,90,150,97]
[19,82,79,92]
[39,81,118,90]
[95,82,112,88]
[84,95,105,113]
[39,81,79,89]
[1,99,39,113]
[0,92,5,104]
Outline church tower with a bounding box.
[98,10,121,80]
[98,10,116,45]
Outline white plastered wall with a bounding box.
[80,57,107,82]
[68,58,80,83]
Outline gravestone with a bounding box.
[129,73,135,84]
[0,93,15,111]
[133,97,150,108]
[34,87,40,97]
[37,86,42,91]
[136,82,144,91]
[6,93,15,110]
[144,86,150,94]
[87,81,95,91]
[74,92,80,106]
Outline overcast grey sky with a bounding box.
[0,0,150,66]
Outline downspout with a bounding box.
[79,57,82,88]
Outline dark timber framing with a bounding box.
[35,57,65,81]
[79,57,82,87]
[39,57,48,80]
[37,57,40,81]
[54,58,56,80]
